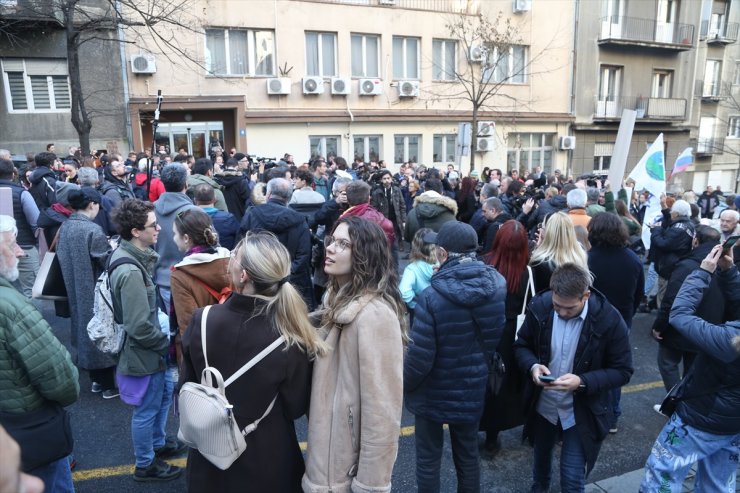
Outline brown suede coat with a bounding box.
[302,295,403,493]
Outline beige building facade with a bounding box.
[124,0,574,173]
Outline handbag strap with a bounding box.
[470,315,493,371]
[181,269,225,302]
[49,227,62,252]
[519,265,535,317]
[199,304,286,388]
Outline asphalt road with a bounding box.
[39,295,667,493]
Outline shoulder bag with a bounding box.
[658,377,740,418]
[0,403,73,471]
[471,316,506,396]
[32,228,67,301]
[516,265,535,337]
[178,305,284,470]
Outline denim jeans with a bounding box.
[641,412,740,493]
[644,262,658,297]
[657,345,697,392]
[531,414,587,493]
[414,415,480,493]
[131,370,168,468]
[29,455,75,493]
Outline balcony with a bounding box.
[289,0,477,14]
[695,80,725,102]
[696,137,725,155]
[593,96,687,121]
[701,20,739,45]
[0,0,62,23]
[598,16,695,51]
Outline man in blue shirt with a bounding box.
[514,263,633,493]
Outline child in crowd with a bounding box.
[399,228,438,316]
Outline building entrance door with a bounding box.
[154,122,224,158]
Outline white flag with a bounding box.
[628,133,666,198]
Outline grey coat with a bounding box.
[57,213,115,370]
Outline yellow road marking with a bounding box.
[72,380,664,482]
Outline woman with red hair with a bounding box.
[456,176,478,223]
[480,219,531,455]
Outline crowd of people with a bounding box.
[0,143,738,493]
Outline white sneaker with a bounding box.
[652,404,665,416]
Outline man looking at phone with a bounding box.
[514,263,633,493]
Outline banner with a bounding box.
[628,133,666,198]
[669,147,693,179]
[607,109,637,187]
[640,193,663,250]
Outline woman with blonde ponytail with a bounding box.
[180,231,325,492]
[303,216,407,493]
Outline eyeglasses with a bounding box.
[324,236,352,252]
[143,221,158,230]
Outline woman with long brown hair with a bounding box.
[481,219,531,453]
[303,216,407,493]
[456,176,478,223]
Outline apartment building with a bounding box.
[124,0,574,173]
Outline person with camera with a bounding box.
[641,244,740,492]
[101,154,135,207]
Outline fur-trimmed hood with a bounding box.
[413,191,458,217]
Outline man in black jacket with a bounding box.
[28,152,58,210]
[652,225,724,392]
[514,263,633,493]
[650,199,695,306]
[240,178,313,309]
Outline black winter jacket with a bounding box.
[513,289,633,474]
[215,172,250,222]
[240,199,314,309]
[28,167,57,210]
[651,213,694,279]
[669,267,740,435]
[404,256,506,424]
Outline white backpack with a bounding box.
[87,257,143,355]
[177,305,284,470]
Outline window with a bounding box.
[205,28,274,76]
[433,134,456,163]
[310,136,340,159]
[727,117,740,138]
[432,39,457,81]
[652,70,673,98]
[734,61,740,85]
[704,60,722,96]
[392,36,420,80]
[1,59,71,113]
[351,34,379,78]
[394,135,420,164]
[506,133,554,173]
[306,32,337,77]
[484,45,527,83]
[354,135,381,162]
[593,142,614,172]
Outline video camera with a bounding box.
[577,173,608,188]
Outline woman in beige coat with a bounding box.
[303,216,407,493]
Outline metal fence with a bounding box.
[598,16,695,46]
[593,95,686,120]
[290,0,477,14]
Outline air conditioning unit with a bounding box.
[130,53,156,74]
[398,80,420,98]
[477,137,495,152]
[359,78,383,96]
[266,78,291,95]
[513,0,532,13]
[379,0,396,4]
[302,76,324,95]
[477,121,496,137]
[559,135,576,150]
[331,77,351,96]
[469,45,485,63]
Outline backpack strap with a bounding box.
[519,265,535,317]
[224,335,285,387]
[201,305,212,369]
[179,269,229,303]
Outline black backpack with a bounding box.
[132,174,149,200]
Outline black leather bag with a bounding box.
[471,317,506,396]
[0,403,74,471]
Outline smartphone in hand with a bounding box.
[722,234,739,252]
[538,375,556,383]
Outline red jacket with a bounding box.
[341,202,395,245]
[135,173,165,202]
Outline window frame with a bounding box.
[432,38,457,82]
[651,69,673,98]
[204,27,275,77]
[433,134,456,163]
[1,59,71,114]
[305,31,338,78]
[484,45,528,84]
[704,59,722,96]
[309,135,341,159]
[727,116,740,138]
[394,134,421,164]
[350,33,380,78]
[506,133,555,173]
[392,36,421,80]
[353,135,382,163]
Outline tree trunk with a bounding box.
[64,2,93,155]
[469,107,478,173]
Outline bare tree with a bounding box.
[427,11,560,172]
[0,0,202,154]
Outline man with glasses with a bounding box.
[101,154,135,207]
[514,263,633,493]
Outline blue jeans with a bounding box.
[29,456,75,493]
[414,415,480,493]
[644,262,658,297]
[641,412,740,493]
[532,414,587,493]
[131,370,169,468]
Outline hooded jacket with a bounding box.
[240,198,313,308]
[669,267,740,435]
[100,168,135,207]
[133,172,165,202]
[153,192,197,289]
[28,166,57,210]
[404,191,458,240]
[651,212,695,279]
[341,202,395,245]
[215,171,249,221]
[513,289,633,474]
[187,173,228,211]
[404,256,506,424]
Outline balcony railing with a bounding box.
[598,16,695,49]
[593,96,687,120]
[289,0,477,14]
[696,137,725,155]
[695,80,725,100]
[701,20,739,44]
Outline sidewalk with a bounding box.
[586,466,740,492]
